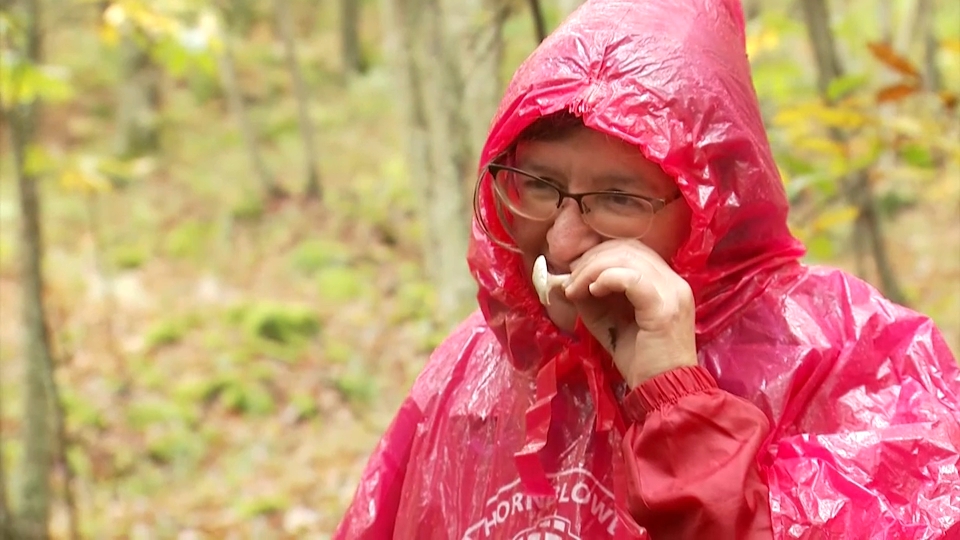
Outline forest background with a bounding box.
[0,0,958,537]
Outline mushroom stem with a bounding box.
[532,255,571,306]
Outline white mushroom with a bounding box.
[532,255,571,306]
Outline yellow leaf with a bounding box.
[746,28,780,58]
[942,39,960,54]
[867,42,920,79]
[813,205,859,233]
[24,145,55,177]
[60,158,111,193]
[98,23,121,46]
[814,106,870,129]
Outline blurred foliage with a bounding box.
[0,0,957,538]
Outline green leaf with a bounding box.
[826,74,868,102]
[805,234,836,262]
[900,144,935,168]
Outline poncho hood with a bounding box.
[467,0,806,495]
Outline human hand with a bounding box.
[562,240,698,388]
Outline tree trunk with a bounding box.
[380,0,437,275]
[340,0,365,76]
[0,337,8,540]
[799,0,908,306]
[274,0,323,199]
[878,0,892,45]
[916,0,941,92]
[215,22,286,201]
[458,0,508,185]
[7,0,55,538]
[388,0,479,320]
[113,30,162,159]
[527,0,547,43]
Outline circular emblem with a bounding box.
[511,516,581,540]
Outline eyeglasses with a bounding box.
[486,162,681,240]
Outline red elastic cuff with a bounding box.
[623,365,718,424]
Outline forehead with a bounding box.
[514,126,675,192]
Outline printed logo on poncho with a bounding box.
[461,468,617,539]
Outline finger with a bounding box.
[565,251,663,300]
[587,267,664,317]
[570,240,671,273]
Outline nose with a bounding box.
[545,199,601,268]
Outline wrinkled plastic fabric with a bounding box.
[334,0,960,538]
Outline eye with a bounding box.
[593,192,649,214]
[519,177,558,193]
[602,193,643,207]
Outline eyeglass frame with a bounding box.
[483,159,683,239]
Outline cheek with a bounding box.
[646,202,693,260]
[511,217,550,254]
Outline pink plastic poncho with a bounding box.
[335,0,960,538]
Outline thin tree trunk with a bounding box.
[527,0,547,43]
[460,0,508,189]
[878,0,892,45]
[215,24,286,201]
[274,0,323,199]
[47,363,77,540]
[800,0,908,306]
[0,331,8,540]
[8,0,54,538]
[0,5,12,531]
[340,0,364,75]
[916,0,941,92]
[113,31,161,159]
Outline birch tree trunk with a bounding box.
[274,0,323,199]
[388,0,507,319]
[7,0,55,537]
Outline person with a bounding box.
[334,0,960,538]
